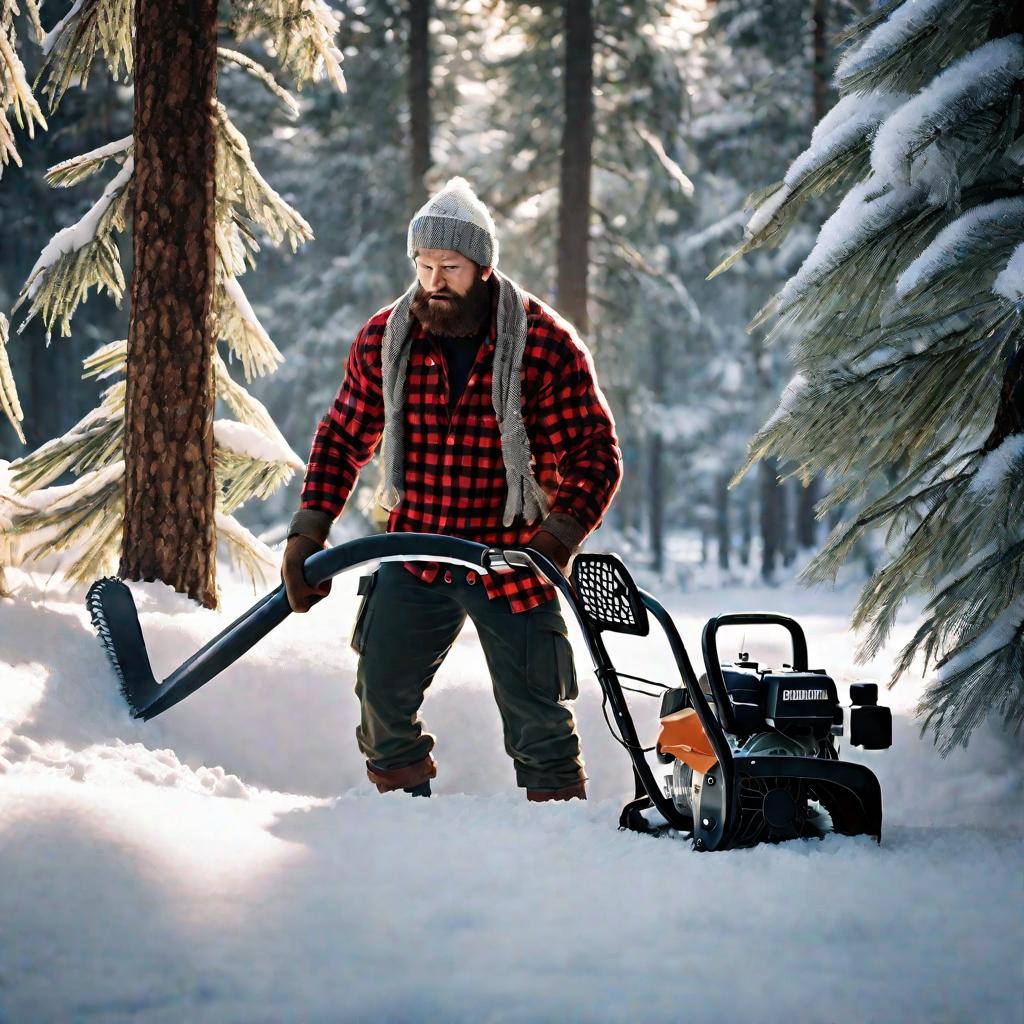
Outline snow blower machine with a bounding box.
[86,533,891,851]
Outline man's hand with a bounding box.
[527,529,573,576]
[282,535,332,613]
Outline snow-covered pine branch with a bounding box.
[215,275,285,382]
[38,0,133,111]
[870,35,1024,202]
[0,314,25,444]
[213,352,292,448]
[710,93,906,277]
[992,240,1024,301]
[0,14,48,175]
[835,0,996,97]
[214,102,314,256]
[45,134,132,188]
[9,383,123,493]
[12,155,133,339]
[218,47,299,120]
[228,0,346,94]
[215,510,277,588]
[213,419,303,515]
[722,0,1024,750]
[6,459,125,586]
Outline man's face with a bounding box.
[411,248,493,336]
[414,248,491,300]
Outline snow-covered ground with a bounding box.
[1,561,1021,1023]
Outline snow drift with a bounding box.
[1,565,1021,1023]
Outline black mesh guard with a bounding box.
[570,553,649,636]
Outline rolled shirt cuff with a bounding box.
[536,512,587,554]
[288,509,334,545]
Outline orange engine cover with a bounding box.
[657,708,717,774]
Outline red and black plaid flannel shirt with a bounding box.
[300,290,622,612]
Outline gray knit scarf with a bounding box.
[373,271,550,528]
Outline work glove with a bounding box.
[282,534,332,613]
[527,529,573,576]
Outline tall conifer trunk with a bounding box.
[797,0,829,551]
[408,0,432,210]
[120,0,219,607]
[556,0,594,334]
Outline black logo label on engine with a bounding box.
[783,688,828,701]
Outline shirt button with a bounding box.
[466,571,477,584]
[443,569,453,584]
[426,357,435,366]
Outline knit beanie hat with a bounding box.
[407,177,499,269]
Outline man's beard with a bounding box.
[410,276,491,337]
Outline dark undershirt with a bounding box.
[433,330,484,410]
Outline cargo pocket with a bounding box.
[349,571,378,654]
[526,609,579,702]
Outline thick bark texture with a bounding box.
[120,0,219,607]
[556,0,594,334]
[407,0,432,211]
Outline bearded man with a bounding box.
[282,178,622,801]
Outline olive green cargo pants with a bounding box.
[350,562,585,791]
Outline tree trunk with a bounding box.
[556,0,594,334]
[407,0,432,211]
[797,0,828,547]
[760,457,784,583]
[716,470,730,570]
[739,487,752,567]
[648,324,667,574]
[120,0,219,607]
[796,477,819,549]
[648,430,664,574]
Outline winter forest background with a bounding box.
[1,3,1023,1020]
[2,0,1022,752]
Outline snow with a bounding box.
[759,371,808,435]
[870,36,1024,185]
[213,418,303,469]
[969,433,1024,497]
[835,0,954,87]
[22,156,135,301]
[635,124,694,197]
[777,177,920,310]
[1,562,1020,1022]
[224,275,274,347]
[745,182,791,239]
[895,196,1024,298]
[47,135,133,178]
[783,91,904,189]
[993,240,1024,302]
[41,0,85,55]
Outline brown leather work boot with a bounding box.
[526,781,587,802]
[366,754,437,794]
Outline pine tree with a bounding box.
[718,0,1024,750]
[4,0,347,603]
[0,0,48,446]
